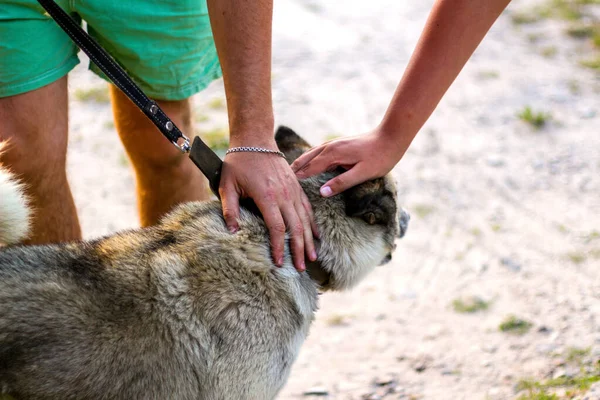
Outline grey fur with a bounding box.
[0,127,408,400]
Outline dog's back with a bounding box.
[0,200,317,399]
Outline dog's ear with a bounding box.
[275,126,312,164]
[343,178,397,226]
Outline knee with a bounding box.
[157,98,193,127]
[0,125,68,182]
[118,98,194,170]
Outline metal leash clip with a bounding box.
[174,136,191,153]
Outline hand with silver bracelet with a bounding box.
[207,0,317,272]
[219,141,318,272]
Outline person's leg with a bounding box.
[0,77,81,244]
[78,0,222,226]
[110,87,208,226]
[0,1,81,244]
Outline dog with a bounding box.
[0,127,409,400]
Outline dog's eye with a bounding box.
[363,212,377,225]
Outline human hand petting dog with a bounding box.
[292,128,405,198]
[220,148,318,272]
[208,0,317,272]
[293,0,513,196]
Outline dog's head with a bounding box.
[275,126,409,291]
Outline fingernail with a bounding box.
[310,250,317,261]
[228,226,238,234]
[320,186,333,197]
[277,257,284,266]
[299,261,306,272]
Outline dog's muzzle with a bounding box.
[398,208,410,238]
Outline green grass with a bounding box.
[580,56,600,70]
[518,106,551,129]
[325,313,353,326]
[194,113,210,123]
[470,227,483,237]
[586,230,600,241]
[541,46,558,58]
[478,70,500,79]
[567,80,581,94]
[74,87,110,103]
[565,23,600,51]
[208,98,226,110]
[516,345,599,399]
[565,347,591,363]
[499,315,532,335]
[511,0,600,74]
[199,128,229,153]
[452,297,490,314]
[593,32,600,48]
[566,251,586,264]
[118,153,129,167]
[566,24,597,38]
[543,0,583,21]
[412,204,435,219]
[512,12,541,25]
[516,374,600,399]
[511,0,594,27]
[324,133,343,141]
[517,391,559,400]
[527,33,544,43]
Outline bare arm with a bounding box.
[207,0,317,271]
[292,0,512,196]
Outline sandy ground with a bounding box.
[64,0,599,399]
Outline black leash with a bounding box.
[36,0,223,197]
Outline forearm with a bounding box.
[206,0,275,147]
[379,0,511,157]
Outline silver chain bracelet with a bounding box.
[226,146,287,159]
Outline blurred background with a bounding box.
[66,0,599,398]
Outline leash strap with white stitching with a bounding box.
[36,0,224,197]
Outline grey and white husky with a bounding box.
[0,127,409,400]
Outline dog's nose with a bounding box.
[397,208,410,238]
[380,253,392,265]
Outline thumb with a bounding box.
[220,184,241,233]
[319,165,368,197]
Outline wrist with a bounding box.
[228,125,277,150]
[372,123,413,163]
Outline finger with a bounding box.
[297,198,317,262]
[320,164,369,197]
[295,152,341,181]
[301,192,319,239]
[219,184,240,233]
[258,202,287,267]
[291,146,326,175]
[280,204,306,272]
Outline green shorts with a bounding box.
[0,0,222,100]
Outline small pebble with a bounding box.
[500,257,522,272]
[303,387,329,396]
